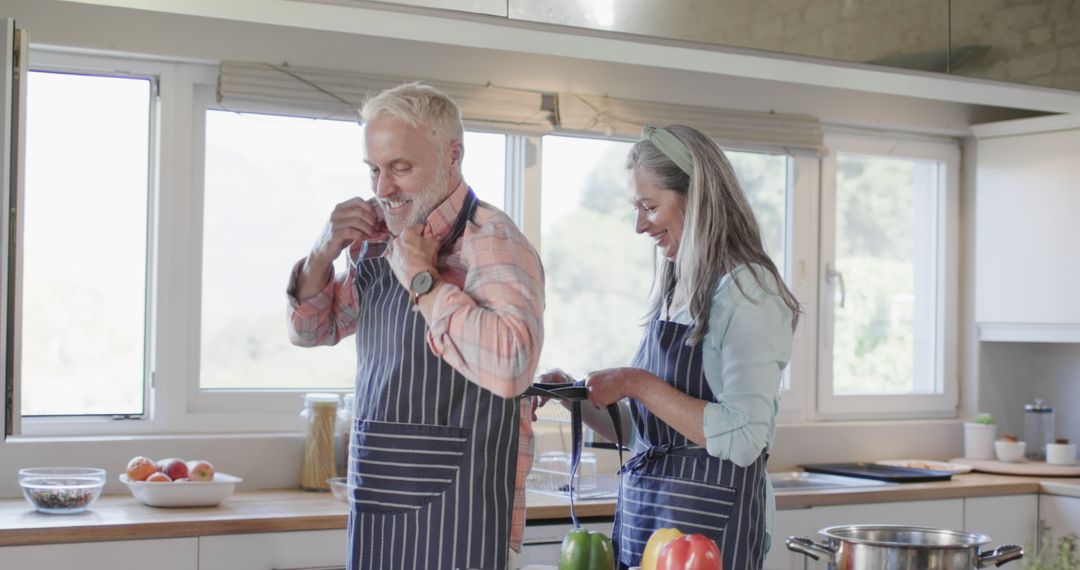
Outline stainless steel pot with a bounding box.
[786,525,1023,569]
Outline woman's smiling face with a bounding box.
[631,168,687,260]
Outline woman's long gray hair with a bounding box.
[629,124,801,345]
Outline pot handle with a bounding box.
[785,536,836,564]
[978,544,1024,567]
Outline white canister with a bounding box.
[1046,442,1077,465]
[964,422,996,460]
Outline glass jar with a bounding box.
[299,393,339,491]
[1023,399,1054,461]
[335,393,355,478]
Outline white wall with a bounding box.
[1031,344,1080,445]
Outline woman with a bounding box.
[539,124,799,570]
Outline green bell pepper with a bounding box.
[558,527,615,570]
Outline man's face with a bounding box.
[364,115,456,236]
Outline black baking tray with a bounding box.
[800,462,954,482]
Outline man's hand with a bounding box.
[388,224,441,293]
[313,197,388,265]
[296,198,388,301]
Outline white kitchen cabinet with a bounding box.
[765,508,814,570]
[0,537,197,570]
[1039,494,1080,552]
[519,520,613,567]
[964,495,1038,549]
[973,115,1080,342]
[198,529,347,570]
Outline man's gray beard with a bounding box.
[387,169,450,236]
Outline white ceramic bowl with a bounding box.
[19,467,106,514]
[120,473,241,507]
[994,440,1026,463]
[1046,442,1077,465]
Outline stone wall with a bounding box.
[504,0,1080,91]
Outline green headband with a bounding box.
[642,124,693,176]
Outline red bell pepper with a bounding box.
[656,533,723,570]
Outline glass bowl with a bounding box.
[327,476,348,502]
[19,467,106,514]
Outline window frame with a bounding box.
[14,50,167,436]
[181,86,536,427]
[815,130,960,420]
[8,51,965,439]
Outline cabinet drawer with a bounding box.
[199,529,347,570]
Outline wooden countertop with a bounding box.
[1,474,1078,547]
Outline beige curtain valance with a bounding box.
[217,61,555,134]
[556,92,826,156]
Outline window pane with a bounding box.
[462,132,505,209]
[200,114,504,390]
[21,72,150,416]
[539,136,645,377]
[727,152,788,273]
[201,111,364,390]
[832,153,940,395]
[538,136,789,379]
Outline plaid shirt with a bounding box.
[287,181,543,550]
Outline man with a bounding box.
[287,82,544,570]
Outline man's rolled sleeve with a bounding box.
[286,258,361,347]
[425,223,544,399]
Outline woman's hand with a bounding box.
[529,368,573,421]
[584,367,648,408]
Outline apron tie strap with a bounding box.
[524,381,626,528]
[618,443,706,475]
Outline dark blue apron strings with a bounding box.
[523,381,626,528]
[618,443,706,474]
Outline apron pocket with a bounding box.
[617,472,735,565]
[349,419,469,514]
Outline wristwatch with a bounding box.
[409,270,436,305]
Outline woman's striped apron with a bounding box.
[613,317,769,570]
[345,190,519,570]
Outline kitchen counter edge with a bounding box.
[1,473,1078,547]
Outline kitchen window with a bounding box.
[537,134,791,380]
[16,69,154,420]
[2,51,960,437]
[817,133,960,418]
[195,96,509,413]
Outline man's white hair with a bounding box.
[360,82,464,144]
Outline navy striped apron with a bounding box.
[346,190,519,570]
[613,317,769,570]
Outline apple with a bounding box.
[146,472,172,482]
[185,460,215,481]
[126,456,158,481]
[156,458,189,481]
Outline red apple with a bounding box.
[146,472,172,482]
[126,456,158,482]
[185,460,215,481]
[156,458,189,481]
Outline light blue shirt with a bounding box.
[667,263,794,552]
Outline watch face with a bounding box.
[410,270,434,295]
